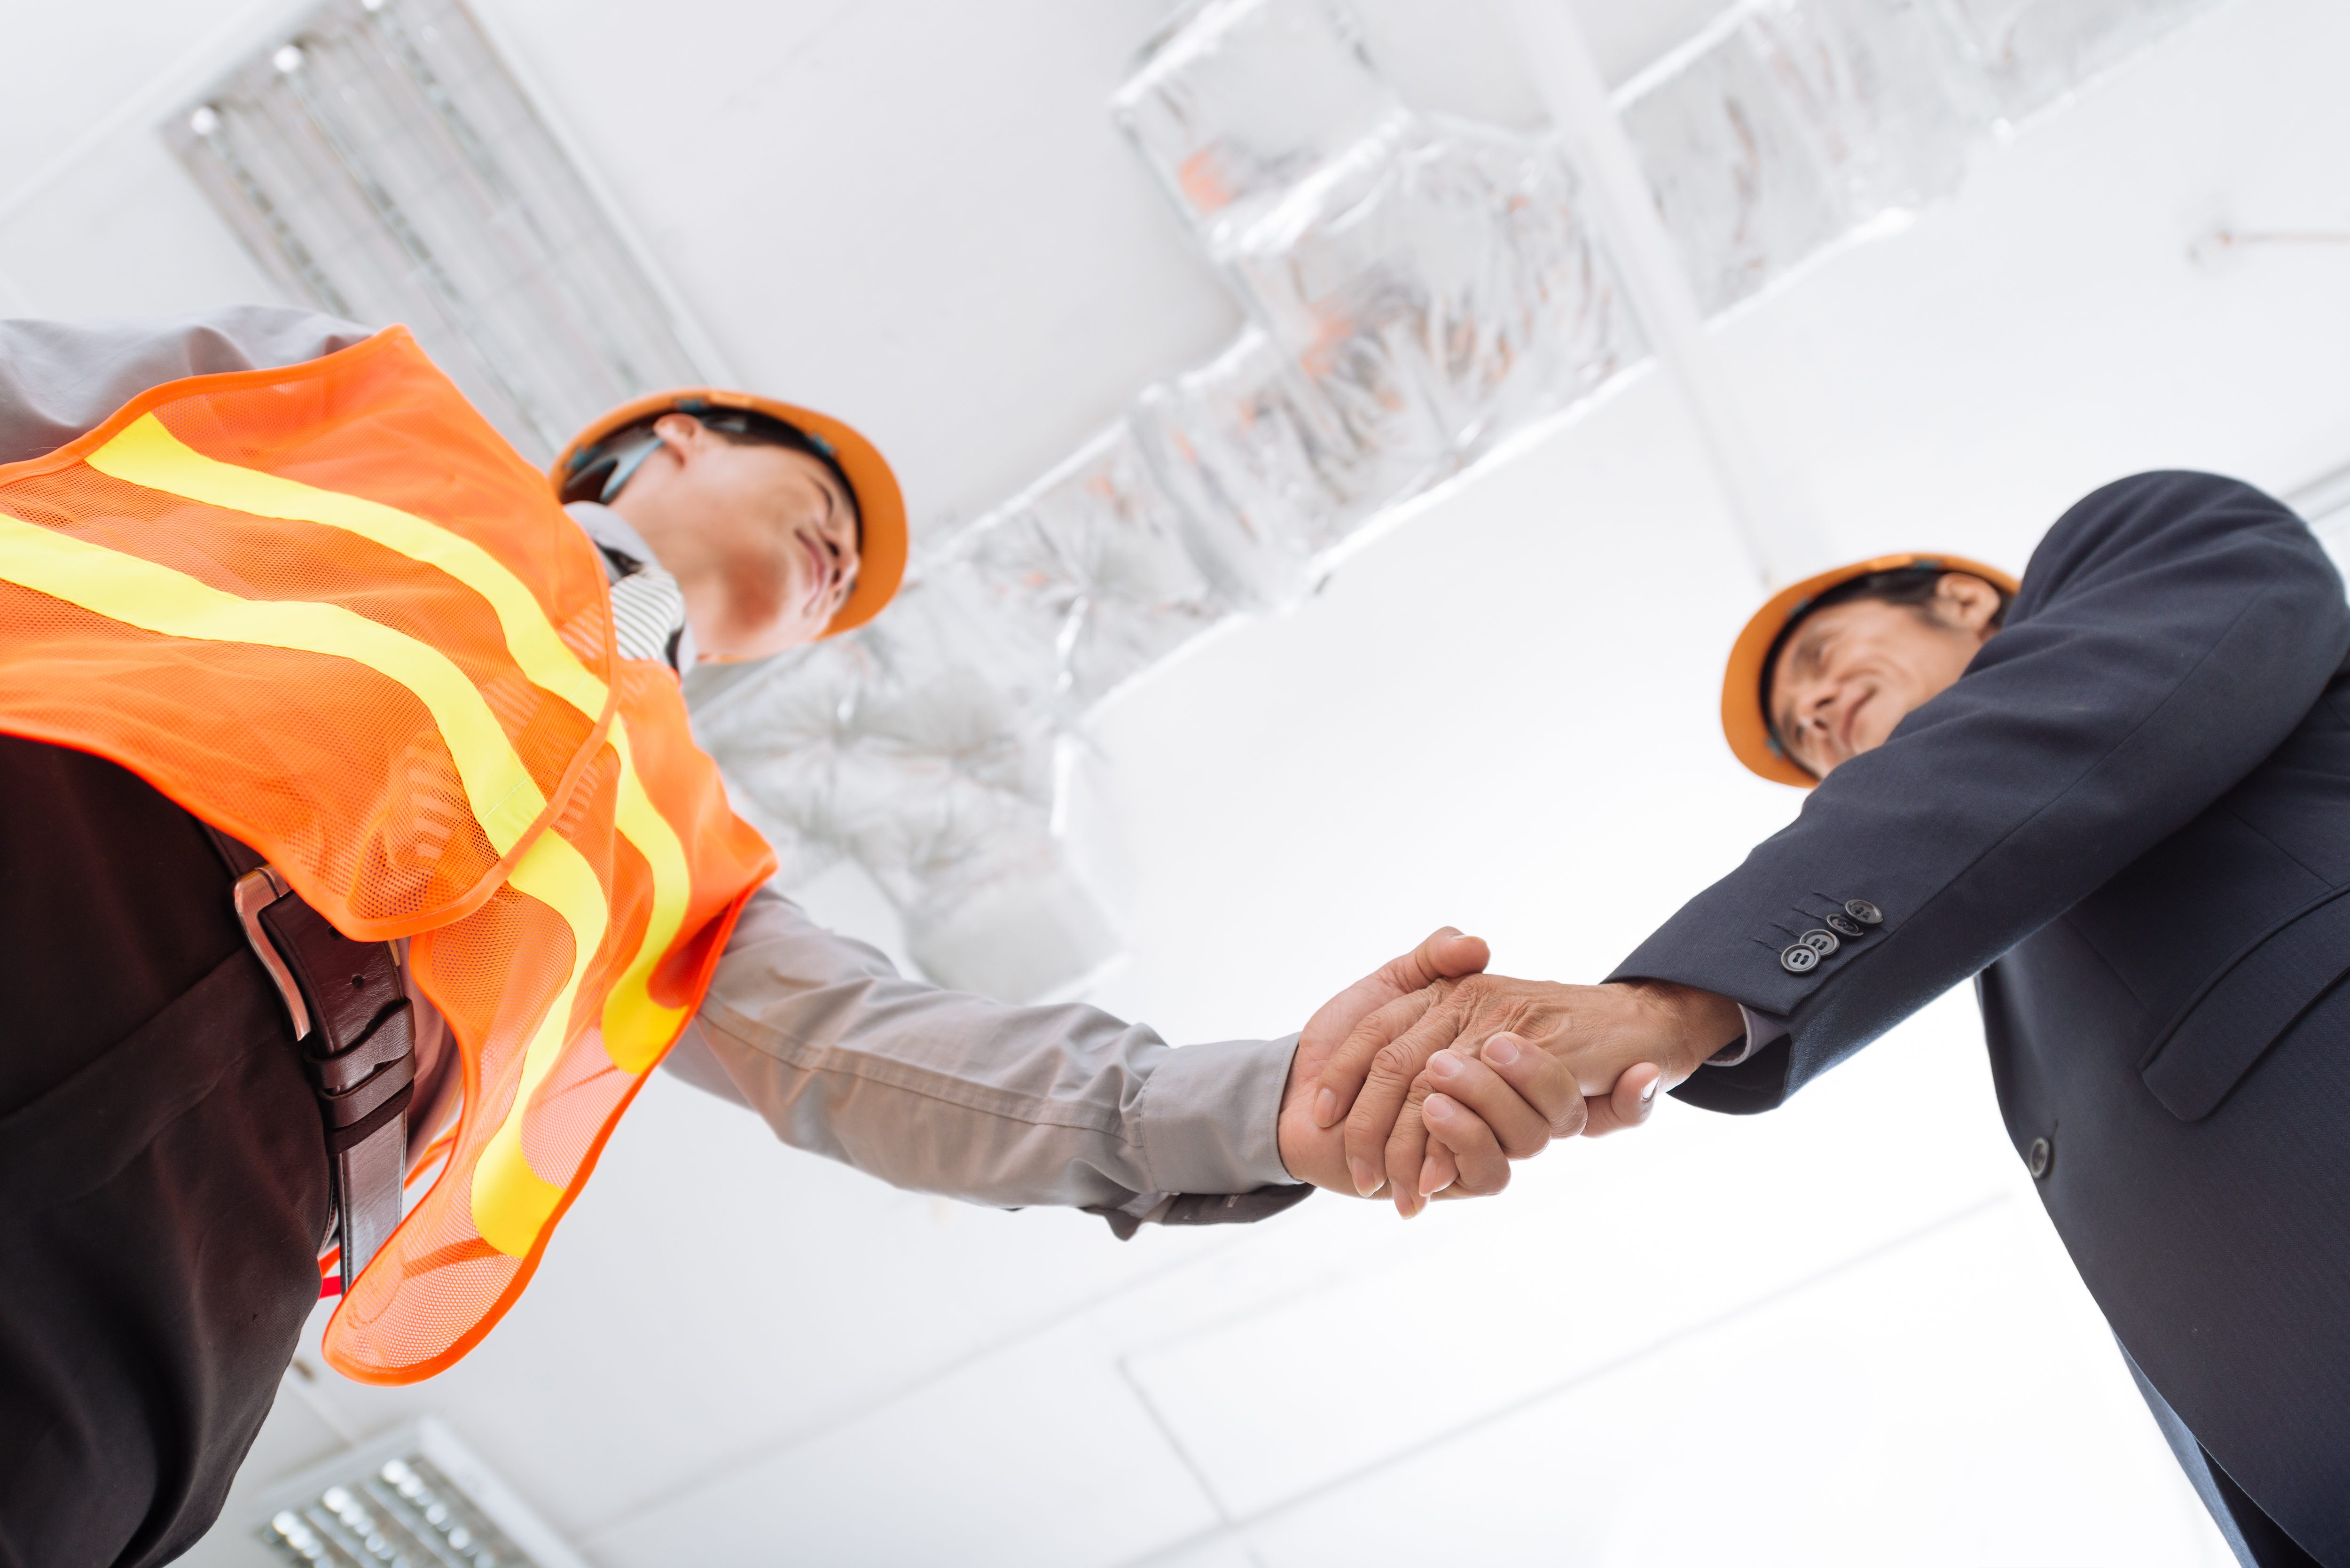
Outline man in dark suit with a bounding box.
[1311,472,2350,1566]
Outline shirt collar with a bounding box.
[565,499,662,579]
[563,500,697,672]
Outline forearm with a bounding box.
[671,886,1297,1210]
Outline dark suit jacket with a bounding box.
[1616,472,2350,1558]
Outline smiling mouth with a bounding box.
[1838,689,1872,755]
[797,533,830,609]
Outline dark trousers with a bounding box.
[0,737,327,1568]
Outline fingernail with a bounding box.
[1427,1051,1462,1080]
[1424,1092,1456,1121]
[1314,1087,1340,1127]
[1487,1035,1520,1067]
[1641,1078,1659,1105]
[1351,1158,1381,1198]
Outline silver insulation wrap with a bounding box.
[693,0,2222,1002]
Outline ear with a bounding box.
[1933,572,2003,640]
[649,412,706,465]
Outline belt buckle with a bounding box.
[228,865,414,1292]
[232,867,312,1038]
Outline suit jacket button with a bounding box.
[2026,1136,2052,1178]
[1800,928,1840,955]
[1780,943,1820,974]
[1825,913,1864,938]
[1844,899,1883,925]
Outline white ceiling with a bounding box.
[0,0,1730,541]
[13,0,2349,1562]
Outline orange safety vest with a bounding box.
[0,327,776,1383]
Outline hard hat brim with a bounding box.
[551,388,908,640]
[1723,552,2021,788]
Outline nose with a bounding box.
[1789,678,1839,749]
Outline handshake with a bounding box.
[1274,928,1746,1216]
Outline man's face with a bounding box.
[1768,573,2002,779]
[693,440,860,658]
[614,414,862,660]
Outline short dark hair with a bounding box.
[562,406,863,547]
[1761,566,2013,756]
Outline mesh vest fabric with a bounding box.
[0,328,776,1383]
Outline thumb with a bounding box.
[1580,1061,1665,1138]
[1379,927,1490,995]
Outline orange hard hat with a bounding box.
[550,388,908,640]
[1722,552,2021,788]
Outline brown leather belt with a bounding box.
[207,829,414,1294]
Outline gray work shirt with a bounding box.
[0,305,1300,1218]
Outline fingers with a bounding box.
[1417,1141,1460,1202]
[1457,1034,1589,1147]
[1386,1053,1521,1218]
[1384,1083,1434,1215]
[1295,928,1485,1132]
[1303,927,1487,1133]
[1397,1038,1567,1215]
[1341,999,1465,1196]
[1314,986,1441,1138]
[1442,1035,1581,1148]
[1398,1044,1669,1217]
[1421,1092,1510,1205]
[1579,1060,1665,1138]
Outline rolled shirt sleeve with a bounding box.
[666,886,1301,1211]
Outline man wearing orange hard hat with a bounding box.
[548,386,909,663]
[0,309,1574,1568]
[1311,476,2350,1565]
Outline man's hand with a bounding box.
[1274,928,1490,1195]
[1315,975,1745,1216]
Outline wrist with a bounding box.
[1611,980,1745,1084]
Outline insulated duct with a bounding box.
[168,0,2226,1001]
[692,0,2220,1000]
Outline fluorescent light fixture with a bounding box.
[163,0,715,464]
[245,1418,586,1568]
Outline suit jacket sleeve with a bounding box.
[1613,472,2350,1114]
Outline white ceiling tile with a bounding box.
[587,1318,1222,1566]
[1214,1201,2233,1568]
[476,0,1241,538]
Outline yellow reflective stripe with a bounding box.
[94,413,694,1073]
[0,509,546,850]
[467,828,608,1256]
[82,414,699,1251]
[89,415,611,719]
[600,717,694,1073]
